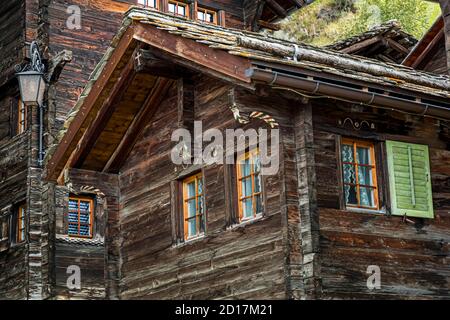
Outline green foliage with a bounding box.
[278,0,441,46]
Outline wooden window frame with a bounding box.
[16,203,26,243]
[168,0,190,18]
[182,172,205,241]
[341,138,379,210]
[236,148,264,222]
[137,0,159,9]
[17,98,27,135]
[68,197,94,239]
[196,6,218,25]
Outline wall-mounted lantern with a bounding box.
[15,41,46,166]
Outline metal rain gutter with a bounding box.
[246,67,450,121]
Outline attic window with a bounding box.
[197,7,217,24]
[137,0,158,8]
[168,0,189,17]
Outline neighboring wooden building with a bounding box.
[329,20,417,64]
[0,2,449,300]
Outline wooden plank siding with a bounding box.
[311,99,450,299]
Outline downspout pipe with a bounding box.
[247,68,450,121]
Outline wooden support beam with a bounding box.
[134,49,193,79]
[132,21,251,85]
[340,36,382,54]
[258,20,281,31]
[411,29,444,69]
[265,0,288,18]
[103,78,173,173]
[385,37,410,55]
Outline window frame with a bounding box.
[168,0,190,18]
[196,6,218,25]
[16,203,26,243]
[67,196,94,239]
[236,148,264,223]
[182,172,206,241]
[341,138,380,211]
[137,0,158,9]
[17,98,27,135]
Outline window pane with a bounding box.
[68,211,78,223]
[188,218,196,237]
[187,181,196,198]
[242,198,253,219]
[358,166,373,187]
[206,13,214,22]
[241,177,252,198]
[177,5,186,16]
[360,187,375,207]
[197,178,203,195]
[80,225,90,236]
[254,174,261,193]
[168,3,176,13]
[68,223,78,235]
[198,196,204,215]
[357,147,371,165]
[344,185,358,205]
[342,144,354,163]
[343,164,356,184]
[255,195,263,214]
[187,199,196,218]
[242,159,251,177]
[198,12,205,20]
[253,154,261,174]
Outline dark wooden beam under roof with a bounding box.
[132,21,252,85]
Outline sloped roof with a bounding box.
[126,7,449,95]
[45,7,450,182]
[328,20,416,52]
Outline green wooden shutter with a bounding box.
[386,141,434,218]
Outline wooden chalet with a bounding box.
[0,0,449,300]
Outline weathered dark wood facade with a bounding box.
[1,1,449,300]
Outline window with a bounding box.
[236,149,263,221]
[386,141,434,218]
[68,197,94,238]
[341,139,379,210]
[16,204,26,243]
[137,0,158,8]
[197,7,217,24]
[182,173,205,240]
[17,98,27,135]
[168,0,189,17]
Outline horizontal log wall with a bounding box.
[118,77,292,299]
[312,99,450,299]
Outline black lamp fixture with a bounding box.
[16,41,46,106]
[15,41,46,165]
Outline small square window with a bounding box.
[236,149,263,222]
[182,173,205,240]
[68,197,94,238]
[341,139,379,210]
[137,0,157,8]
[168,1,189,17]
[197,7,217,24]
